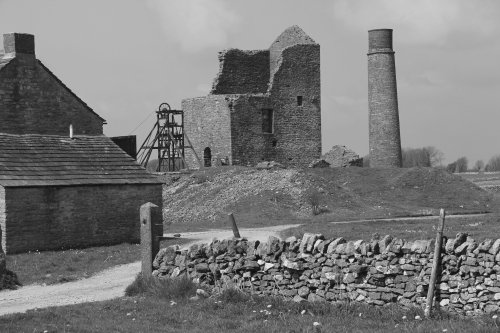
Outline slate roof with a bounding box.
[0,134,162,187]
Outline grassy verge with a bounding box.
[280,213,500,242]
[1,275,499,332]
[6,239,188,286]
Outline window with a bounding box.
[262,109,273,134]
[297,96,303,106]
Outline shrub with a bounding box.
[217,288,250,303]
[306,189,322,215]
[125,274,198,300]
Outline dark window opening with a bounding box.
[272,139,277,147]
[203,147,211,167]
[262,109,273,134]
[297,96,303,106]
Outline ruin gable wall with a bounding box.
[211,49,270,95]
[267,44,321,166]
[182,96,233,167]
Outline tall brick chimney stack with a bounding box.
[2,33,35,61]
[367,29,402,168]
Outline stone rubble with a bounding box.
[323,145,363,168]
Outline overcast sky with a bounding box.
[0,0,499,165]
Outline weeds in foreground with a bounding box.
[306,189,323,215]
[2,285,500,332]
[125,274,198,300]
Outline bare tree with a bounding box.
[473,160,485,172]
[402,146,444,168]
[447,157,468,173]
[425,146,444,167]
[486,155,500,171]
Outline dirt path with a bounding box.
[0,224,299,317]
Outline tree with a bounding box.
[402,146,444,168]
[447,156,468,173]
[486,155,500,171]
[425,146,444,167]
[473,160,485,172]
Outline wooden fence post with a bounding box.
[140,202,162,278]
[425,208,446,318]
[228,213,241,238]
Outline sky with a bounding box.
[0,0,499,165]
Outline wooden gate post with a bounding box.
[228,213,241,238]
[140,202,162,277]
[425,208,446,318]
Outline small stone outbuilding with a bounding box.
[0,33,162,253]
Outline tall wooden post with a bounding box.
[425,208,446,318]
[140,202,162,278]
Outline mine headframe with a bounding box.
[137,102,193,172]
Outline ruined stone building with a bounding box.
[0,33,162,253]
[183,26,321,168]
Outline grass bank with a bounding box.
[6,239,187,286]
[280,213,500,242]
[1,275,499,332]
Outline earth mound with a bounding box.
[162,166,493,231]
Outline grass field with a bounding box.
[6,239,187,286]
[280,213,500,242]
[1,276,499,333]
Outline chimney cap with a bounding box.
[3,33,35,56]
[368,29,393,51]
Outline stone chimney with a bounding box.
[367,29,402,168]
[2,33,35,62]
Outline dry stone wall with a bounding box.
[153,232,500,316]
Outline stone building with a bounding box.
[183,26,321,168]
[0,33,162,253]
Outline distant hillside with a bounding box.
[162,166,494,231]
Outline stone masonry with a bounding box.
[3,184,162,254]
[0,33,105,135]
[154,232,500,316]
[183,26,321,168]
[0,33,163,253]
[368,29,402,168]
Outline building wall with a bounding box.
[182,96,232,168]
[0,186,5,253]
[267,44,321,166]
[211,49,269,95]
[230,95,274,166]
[0,55,103,135]
[3,184,162,253]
